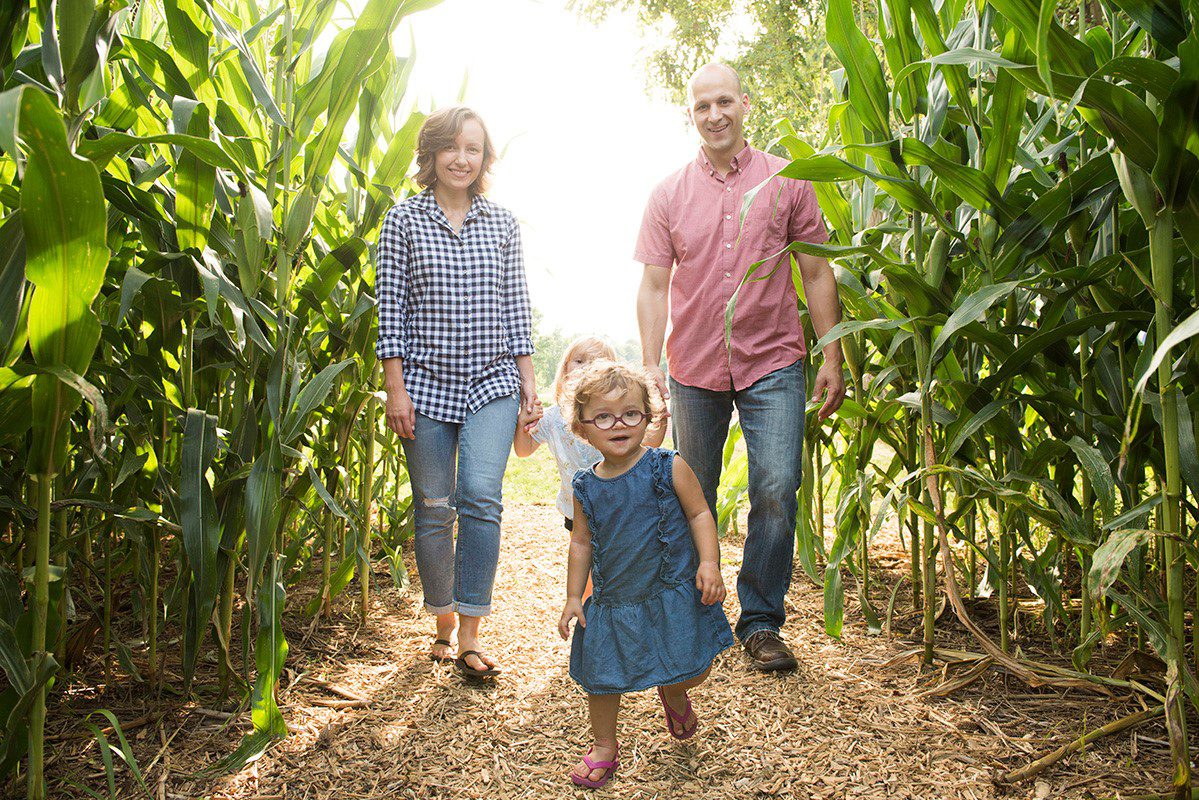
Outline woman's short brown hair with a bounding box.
[414,107,496,196]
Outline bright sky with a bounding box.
[394,0,698,343]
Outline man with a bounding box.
[635,63,846,672]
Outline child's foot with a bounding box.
[570,743,619,788]
[657,685,698,739]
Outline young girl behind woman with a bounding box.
[513,337,664,534]
[556,361,734,789]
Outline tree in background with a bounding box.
[570,0,836,145]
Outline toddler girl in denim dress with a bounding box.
[513,337,665,534]
[556,361,734,789]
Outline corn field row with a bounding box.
[2,0,1198,796]
[0,0,436,796]
[711,0,1199,792]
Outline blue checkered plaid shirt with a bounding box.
[374,190,535,423]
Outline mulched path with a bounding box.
[45,503,1171,799]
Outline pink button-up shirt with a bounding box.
[635,144,829,392]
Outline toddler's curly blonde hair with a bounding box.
[565,360,667,438]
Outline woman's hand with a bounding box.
[518,398,543,431]
[519,375,538,416]
[558,598,586,639]
[695,561,726,605]
[385,385,416,439]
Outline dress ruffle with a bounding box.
[569,580,734,695]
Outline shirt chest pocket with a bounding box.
[740,190,789,259]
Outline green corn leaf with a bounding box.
[175,103,216,252]
[1066,436,1117,519]
[0,87,107,476]
[1090,530,1153,597]
[1134,307,1199,395]
[180,409,221,687]
[1153,29,1199,208]
[931,281,1022,364]
[280,358,355,444]
[1104,0,1187,54]
[826,0,891,141]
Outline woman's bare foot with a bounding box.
[431,613,456,661]
[457,615,499,672]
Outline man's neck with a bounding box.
[702,139,748,178]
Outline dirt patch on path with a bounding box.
[50,503,1167,799]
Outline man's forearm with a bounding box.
[637,274,669,367]
[804,258,843,365]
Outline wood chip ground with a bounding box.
[43,502,1174,799]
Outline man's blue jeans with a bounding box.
[669,360,805,641]
[399,394,518,617]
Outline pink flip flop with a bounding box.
[570,745,619,789]
[657,686,698,740]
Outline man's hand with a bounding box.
[645,363,670,402]
[385,385,417,439]
[810,360,846,421]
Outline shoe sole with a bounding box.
[748,655,799,672]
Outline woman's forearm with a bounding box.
[515,354,535,384]
[382,357,406,391]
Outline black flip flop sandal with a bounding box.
[455,649,501,679]
[430,638,455,664]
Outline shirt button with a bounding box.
[724,243,731,249]
[725,214,732,220]
[724,272,731,278]
[726,187,732,192]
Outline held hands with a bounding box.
[385,385,416,439]
[558,598,586,639]
[519,398,544,435]
[695,561,726,605]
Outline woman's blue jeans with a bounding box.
[669,360,806,641]
[399,394,518,617]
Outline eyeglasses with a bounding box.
[580,410,647,430]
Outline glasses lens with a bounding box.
[593,413,616,430]
[620,410,645,427]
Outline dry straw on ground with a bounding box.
[45,503,1170,799]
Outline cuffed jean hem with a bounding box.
[736,622,781,643]
[452,601,491,617]
[423,600,493,617]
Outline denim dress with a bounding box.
[569,448,735,695]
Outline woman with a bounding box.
[375,107,537,679]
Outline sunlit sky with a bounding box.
[391,0,705,344]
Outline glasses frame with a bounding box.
[579,409,649,430]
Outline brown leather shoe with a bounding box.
[743,630,798,672]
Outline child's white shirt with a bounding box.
[531,405,601,519]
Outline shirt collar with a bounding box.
[696,142,755,177]
[414,189,493,230]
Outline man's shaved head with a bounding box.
[687,63,743,100]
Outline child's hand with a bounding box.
[518,399,543,433]
[695,561,726,605]
[558,598,586,639]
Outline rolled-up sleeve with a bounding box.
[501,214,534,356]
[633,183,676,267]
[374,207,409,361]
